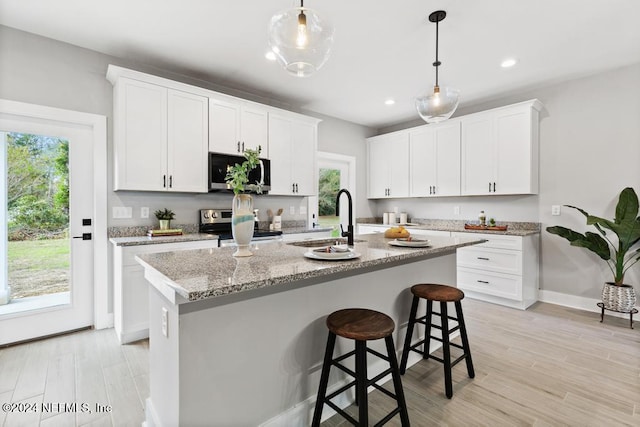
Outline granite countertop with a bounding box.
[357,219,540,237]
[136,233,485,303]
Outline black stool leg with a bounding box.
[424,300,433,359]
[400,296,419,374]
[355,340,368,426]
[455,301,475,378]
[312,332,336,427]
[440,302,453,399]
[385,336,411,426]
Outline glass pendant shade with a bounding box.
[268,7,334,77]
[416,86,460,123]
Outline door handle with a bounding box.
[163,175,166,188]
[73,233,92,241]
[169,175,173,188]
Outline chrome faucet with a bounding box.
[335,189,354,246]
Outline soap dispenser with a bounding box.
[478,210,486,226]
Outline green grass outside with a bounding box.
[8,238,70,270]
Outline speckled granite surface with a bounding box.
[357,219,540,236]
[136,233,485,302]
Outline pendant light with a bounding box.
[268,0,334,77]
[416,10,459,123]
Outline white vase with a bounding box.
[232,194,255,257]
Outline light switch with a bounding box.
[551,205,561,216]
[112,207,133,219]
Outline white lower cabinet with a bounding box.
[453,232,539,309]
[113,239,218,344]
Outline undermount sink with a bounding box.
[287,237,366,248]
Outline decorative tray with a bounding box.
[464,224,508,231]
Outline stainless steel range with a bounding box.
[199,209,283,247]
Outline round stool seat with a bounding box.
[411,284,464,302]
[327,308,395,341]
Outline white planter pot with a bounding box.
[601,282,637,313]
[232,194,255,257]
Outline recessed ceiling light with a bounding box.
[501,58,518,68]
[384,99,395,106]
[265,51,276,61]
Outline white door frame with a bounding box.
[315,151,356,228]
[0,99,109,329]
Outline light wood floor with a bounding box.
[1,300,638,426]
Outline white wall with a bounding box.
[377,62,640,299]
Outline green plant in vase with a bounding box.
[154,208,175,230]
[546,187,640,316]
[224,147,263,257]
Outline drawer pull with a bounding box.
[477,257,490,260]
[477,280,490,284]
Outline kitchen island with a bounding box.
[136,233,484,426]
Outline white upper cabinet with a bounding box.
[461,100,542,195]
[166,90,209,192]
[268,112,320,196]
[208,95,268,157]
[409,120,461,197]
[111,76,208,192]
[367,132,410,198]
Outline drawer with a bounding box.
[457,247,522,275]
[457,267,522,301]
[452,232,522,250]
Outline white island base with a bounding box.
[143,252,458,426]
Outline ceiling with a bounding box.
[1,0,639,129]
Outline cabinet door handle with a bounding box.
[493,182,496,192]
[477,257,490,260]
[169,175,173,188]
[477,280,490,284]
[295,183,299,193]
[432,186,436,195]
[292,183,295,193]
[488,182,492,192]
[163,175,166,188]
[242,142,245,152]
[237,141,241,152]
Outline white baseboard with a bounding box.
[538,289,639,320]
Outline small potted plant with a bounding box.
[546,187,640,316]
[225,147,263,257]
[154,208,175,230]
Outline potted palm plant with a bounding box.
[547,187,640,315]
[154,208,175,230]
[225,147,263,257]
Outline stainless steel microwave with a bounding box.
[208,152,271,193]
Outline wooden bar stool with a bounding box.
[312,308,410,426]
[399,284,474,399]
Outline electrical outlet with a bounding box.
[112,207,132,219]
[551,205,561,216]
[290,206,296,215]
[454,206,460,215]
[161,307,168,337]
[140,207,149,218]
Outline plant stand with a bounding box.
[597,302,638,329]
